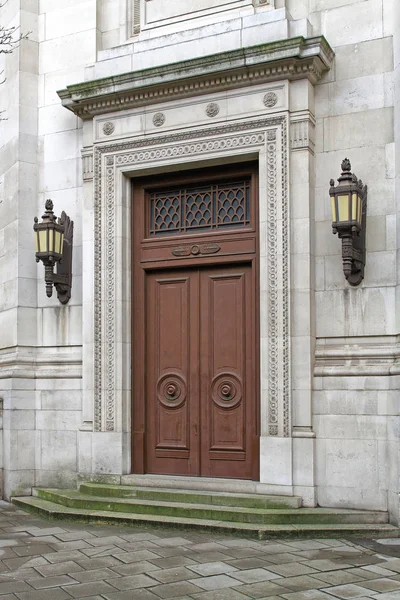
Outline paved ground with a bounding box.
[0,502,400,599]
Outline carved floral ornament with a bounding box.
[103,122,115,135]
[92,117,290,437]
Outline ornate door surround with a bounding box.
[84,114,291,472]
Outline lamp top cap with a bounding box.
[341,158,351,173]
[45,199,54,212]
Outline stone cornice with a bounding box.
[0,346,82,379]
[315,335,400,377]
[58,36,334,120]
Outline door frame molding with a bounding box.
[88,114,291,478]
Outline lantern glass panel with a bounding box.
[358,196,362,225]
[55,231,62,255]
[330,196,337,222]
[352,193,358,222]
[35,231,39,253]
[39,230,47,253]
[60,232,64,255]
[338,194,349,222]
[49,228,54,253]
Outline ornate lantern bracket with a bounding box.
[34,200,74,304]
[329,159,367,286]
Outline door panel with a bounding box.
[145,264,255,479]
[200,266,253,478]
[146,270,200,475]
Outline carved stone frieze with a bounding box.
[93,116,290,436]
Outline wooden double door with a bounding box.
[132,165,259,480]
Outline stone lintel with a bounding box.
[58,36,334,119]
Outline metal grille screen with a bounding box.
[149,179,251,236]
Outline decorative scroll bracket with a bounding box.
[54,211,74,304]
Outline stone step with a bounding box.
[119,474,295,497]
[79,482,302,509]
[12,495,400,539]
[30,488,389,526]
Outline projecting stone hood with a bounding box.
[57,35,334,119]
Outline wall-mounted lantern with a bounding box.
[329,158,367,286]
[34,199,74,304]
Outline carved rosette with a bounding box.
[103,122,115,136]
[153,112,166,127]
[263,92,278,108]
[206,102,220,118]
[157,373,187,409]
[211,373,242,409]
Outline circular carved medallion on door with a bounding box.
[157,373,187,408]
[211,372,242,409]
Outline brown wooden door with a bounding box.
[146,263,256,479]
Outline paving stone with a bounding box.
[149,555,197,569]
[152,538,193,548]
[110,560,161,576]
[113,541,159,552]
[273,575,328,591]
[42,550,87,564]
[188,561,239,576]
[15,589,72,600]
[70,567,120,582]
[226,557,272,569]
[184,550,233,563]
[376,593,400,600]
[102,590,163,600]
[61,580,119,597]
[188,574,239,590]
[34,560,84,576]
[119,533,160,542]
[3,556,49,570]
[25,575,76,588]
[189,543,228,552]
[320,583,376,598]
[47,540,93,552]
[190,590,251,599]
[232,579,293,597]
[266,563,319,577]
[54,531,96,541]
[149,566,200,583]
[0,581,32,594]
[76,556,125,570]
[147,580,203,598]
[86,536,127,547]
[231,568,282,583]
[112,550,161,563]
[81,546,117,558]
[311,570,369,586]
[281,591,341,600]
[265,553,306,564]
[285,542,331,551]
[13,544,55,557]
[357,577,400,592]
[361,563,400,576]
[346,567,382,580]
[105,573,159,590]
[302,559,352,571]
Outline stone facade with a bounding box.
[0,0,398,522]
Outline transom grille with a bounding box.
[149,179,251,237]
